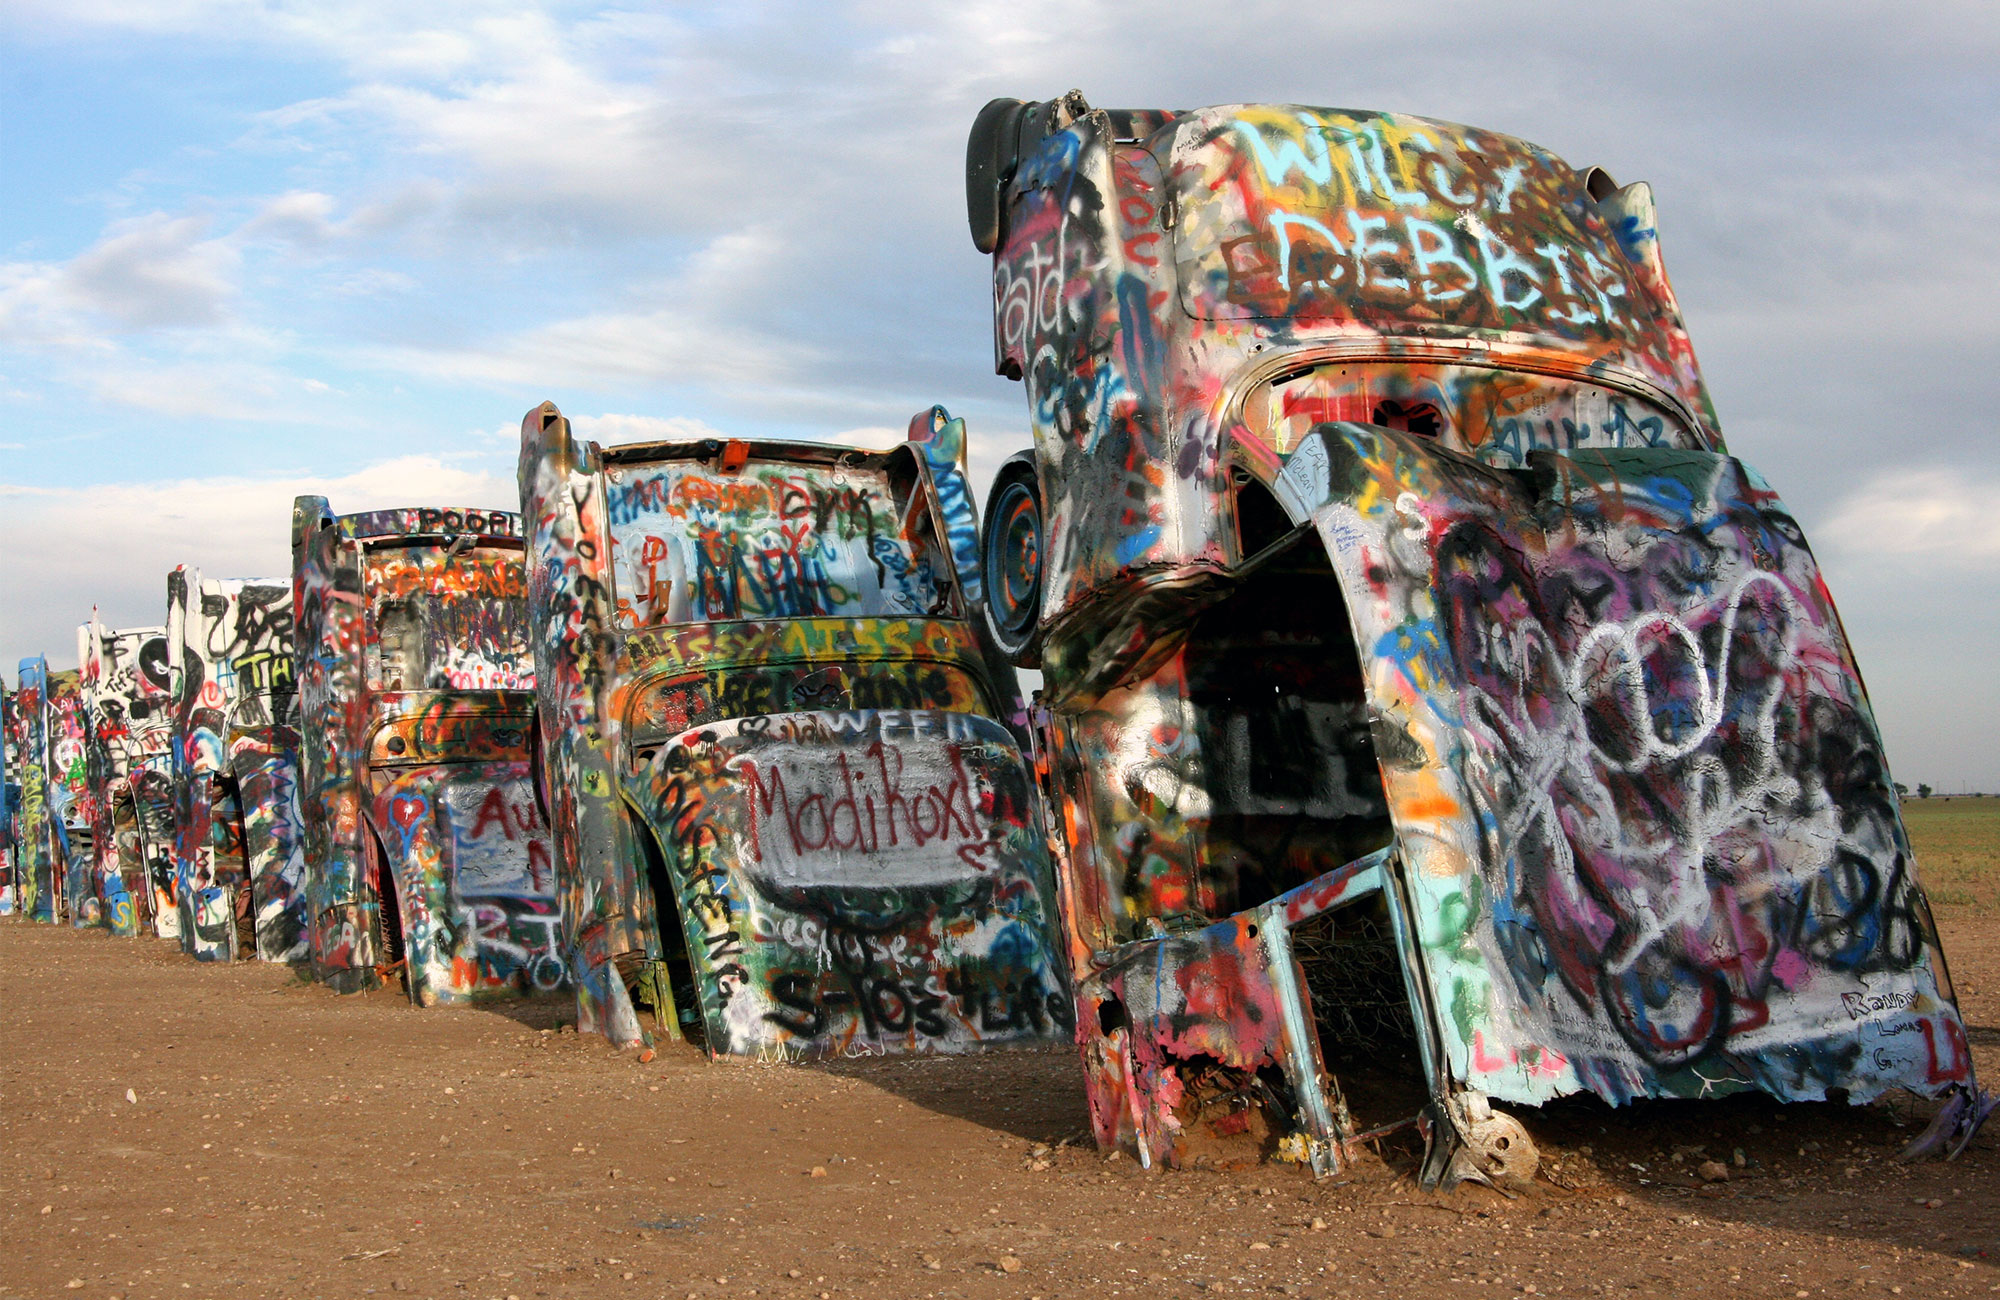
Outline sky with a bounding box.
[1,1,1995,791]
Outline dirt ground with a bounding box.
[3,803,1997,1300]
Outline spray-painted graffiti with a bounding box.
[1276,427,1965,1100]
[165,570,301,962]
[967,93,1981,1181]
[45,669,95,924]
[78,618,174,937]
[132,768,179,939]
[293,497,557,1004]
[631,709,1068,1057]
[12,658,60,922]
[520,404,1066,1056]
[602,460,950,630]
[0,682,19,917]
[221,583,308,963]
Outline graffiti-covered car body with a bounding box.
[12,658,59,921]
[519,402,1070,1059]
[292,499,558,1004]
[77,619,174,937]
[48,668,94,925]
[216,583,309,963]
[0,680,18,916]
[967,94,1981,1181]
[166,570,304,962]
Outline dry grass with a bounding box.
[1906,793,2000,915]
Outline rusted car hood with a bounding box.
[1268,421,1968,1106]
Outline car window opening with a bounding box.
[1231,473,1295,559]
[1183,527,1425,1134]
[1183,530,1393,920]
[1370,399,1445,438]
[602,457,959,630]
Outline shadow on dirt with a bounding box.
[465,993,574,1031]
[803,1047,1093,1145]
[1486,1087,1999,1267]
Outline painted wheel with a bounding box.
[981,452,1044,666]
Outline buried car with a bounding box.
[0,680,17,916]
[48,667,94,924]
[77,618,175,937]
[966,94,1984,1182]
[165,570,305,961]
[12,658,60,921]
[292,498,559,1003]
[519,401,1069,1058]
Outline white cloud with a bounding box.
[0,212,240,337]
[239,190,342,246]
[823,425,906,450]
[568,412,725,444]
[0,454,516,670]
[374,290,816,394]
[1820,467,2000,568]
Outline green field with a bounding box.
[1905,794,2000,915]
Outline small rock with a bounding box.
[923,1256,941,1271]
[999,1256,1023,1274]
[1249,1241,1271,1251]
[65,1281,83,1290]
[125,1089,137,1105]
[809,1167,827,1178]
[40,1206,52,1215]
[1310,1218,1328,1232]
[1697,1160,1729,1183]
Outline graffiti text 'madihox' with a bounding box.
[734,738,986,887]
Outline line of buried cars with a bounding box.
[0,95,1986,1189]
